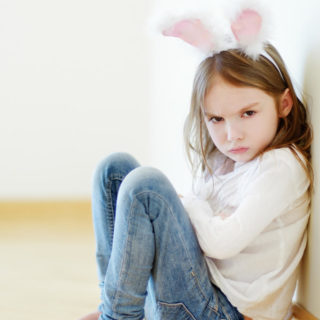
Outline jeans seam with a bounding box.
[105,174,125,248]
[158,302,197,320]
[191,271,219,313]
[111,190,147,315]
[103,173,128,317]
[220,304,232,320]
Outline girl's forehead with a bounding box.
[205,82,262,107]
[203,79,275,116]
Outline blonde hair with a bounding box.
[184,43,313,190]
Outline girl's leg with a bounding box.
[91,152,140,311]
[99,166,243,320]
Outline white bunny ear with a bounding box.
[162,18,216,53]
[231,9,262,46]
[230,8,264,59]
[227,0,273,59]
[153,0,272,59]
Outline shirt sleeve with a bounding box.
[184,149,309,259]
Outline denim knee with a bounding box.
[118,166,177,203]
[92,152,140,186]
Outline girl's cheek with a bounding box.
[208,127,223,144]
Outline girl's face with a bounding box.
[203,75,280,163]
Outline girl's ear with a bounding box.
[279,88,293,117]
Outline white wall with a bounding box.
[148,34,200,194]
[297,43,320,319]
[0,0,151,199]
[290,3,320,317]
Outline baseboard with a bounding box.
[291,303,318,320]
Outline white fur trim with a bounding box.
[150,0,274,60]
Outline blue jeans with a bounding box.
[91,152,244,320]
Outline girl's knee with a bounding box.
[118,166,185,225]
[93,152,140,184]
[119,167,176,199]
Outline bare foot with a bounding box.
[78,311,101,320]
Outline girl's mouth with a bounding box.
[229,147,249,154]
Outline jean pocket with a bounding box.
[157,301,197,320]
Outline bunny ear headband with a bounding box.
[154,0,273,60]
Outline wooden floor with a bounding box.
[0,202,317,320]
[291,303,319,320]
[0,201,99,320]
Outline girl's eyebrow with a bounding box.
[204,102,259,118]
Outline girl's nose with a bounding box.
[226,122,244,141]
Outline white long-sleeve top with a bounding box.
[181,147,310,320]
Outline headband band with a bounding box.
[260,50,285,82]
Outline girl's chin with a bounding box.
[227,151,257,163]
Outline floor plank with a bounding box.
[0,202,99,320]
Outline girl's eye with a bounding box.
[210,116,224,123]
[243,110,256,117]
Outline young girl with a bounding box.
[80,4,313,320]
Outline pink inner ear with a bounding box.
[231,9,262,43]
[162,19,214,51]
